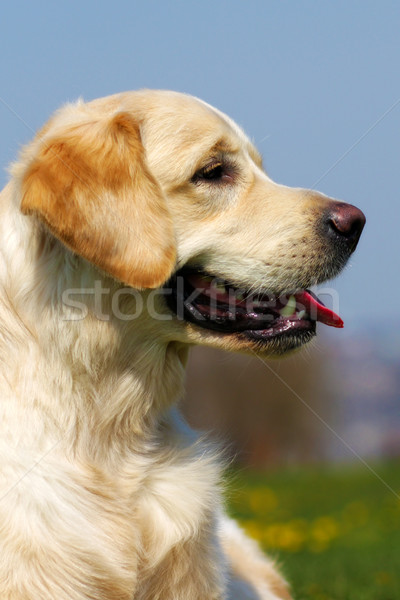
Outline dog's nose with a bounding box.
[325,202,366,252]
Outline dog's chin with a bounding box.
[187,326,316,359]
[164,267,342,356]
[237,323,316,356]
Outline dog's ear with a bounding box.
[20,111,176,289]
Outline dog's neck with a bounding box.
[0,183,188,460]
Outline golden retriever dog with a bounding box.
[0,90,365,599]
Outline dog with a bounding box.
[0,90,365,599]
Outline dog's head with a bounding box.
[16,90,365,356]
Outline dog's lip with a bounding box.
[164,268,343,336]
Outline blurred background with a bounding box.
[1,2,399,597]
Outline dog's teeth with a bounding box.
[280,295,296,317]
[296,310,306,319]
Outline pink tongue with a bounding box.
[295,291,343,328]
[186,274,344,328]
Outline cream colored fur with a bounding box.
[0,90,344,599]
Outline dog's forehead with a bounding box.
[127,90,260,179]
[141,94,244,146]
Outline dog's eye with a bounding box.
[192,161,233,184]
[200,162,224,180]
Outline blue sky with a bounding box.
[1,1,399,326]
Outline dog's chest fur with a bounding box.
[0,407,224,599]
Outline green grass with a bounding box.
[226,461,400,600]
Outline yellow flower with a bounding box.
[248,488,278,516]
[258,520,307,552]
[241,520,264,542]
[309,516,339,552]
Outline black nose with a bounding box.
[325,202,366,252]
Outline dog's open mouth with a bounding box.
[165,268,343,342]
